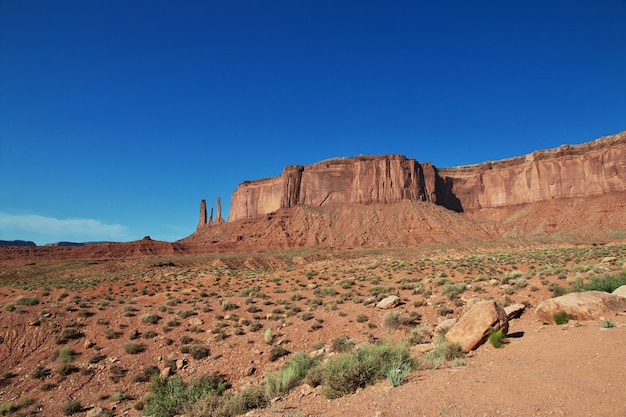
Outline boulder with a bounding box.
[435,318,457,334]
[445,300,508,352]
[535,291,626,324]
[377,295,400,309]
[612,285,626,299]
[504,303,526,319]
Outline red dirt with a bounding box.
[1,244,625,416]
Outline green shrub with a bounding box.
[553,311,569,325]
[188,344,209,360]
[489,329,506,348]
[330,334,354,353]
[422,337,464,369]
[268,346,290,362]
[142,313,161,325]
[263,328,273,344]
[321,342,413,399]
[16,296,39,306]
[3,303,15,312]
[387,362,411,387]
[582,272,626,293]
[219,384,268,416]
[406,326,430,346]
[62,399,82,415]
[143,373,230,417]
[55,327,84,344]
[265,352,315,397]
[123,342,146,354]
[442,283,467,299]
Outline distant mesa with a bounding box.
[0,240,36,247]
[44,242,86,247]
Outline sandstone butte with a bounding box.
[186,130,626,250]
[212,130,626,221]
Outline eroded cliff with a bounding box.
[225,131,626,221]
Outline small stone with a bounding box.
[188,317,204,327]
[84,339,95,349]
[160,367,171,379]
[377,295,400,309]
[244,367,256,376]
[435,318,457,334]
[176,359,186,370]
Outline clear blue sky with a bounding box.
[1,1,625,245]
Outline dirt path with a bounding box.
[254,315,626,417]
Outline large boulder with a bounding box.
[535,291,626,324]
[612,285,626,299]
[445,300,508,352]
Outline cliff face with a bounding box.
[438,131,626,210]
[228,155,437,221]
[225,131,626,222]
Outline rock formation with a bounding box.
[198,199,207,227]
[197,197,223,228]
[223,131,626,222]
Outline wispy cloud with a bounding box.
[0,212,129,242]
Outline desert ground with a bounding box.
[1,242,625,416]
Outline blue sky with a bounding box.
[1,1,625,245]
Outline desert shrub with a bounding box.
[355,313,368,323]
[55,327,84,344]
[3,303,15,312]
[442,283,467,299]
[0,401,17,415]
[553,311,569,325]
[31,365,50,380]
[221,300,238,311]
[383,311,401,329]
[406,326,430,346]
[52,346,76,364]
[143,373,230,417]
[143,330,158,339]
[133,365,160,383]
[219,384,268,416]
[188,344,210,360]
[422,336,464,369]
[110,390,126,402]
[581,272,626,293]
[142,313,161,325]
[123,342,146,354]
[109,365,127,383]
[16,296,39,306]
[321,342,413,399]
[330,334,354,353]
[265,352,314,397]
[268,346,290,362]
[62,399,82,415]
[263,328,273,344]
[387,362,412,387]
[601,319,615,328]
[489,329,506,348]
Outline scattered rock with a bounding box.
[601,256,617,264]
[188,317,204,327]
[160,367,171,379]
[377,295,400,309]
[410,343,435,355]
[309,347,325,357]
[504,303,526,319]
[244,367,256,376]
[489,279,499,286]
[84,339,95,349]
[612,285,626,299]
[300,383,315,396]
[535,291,626,324]
[445,300,508,352]
[435,318,457,334]
[176,359,186,370]
[86,407,105,417]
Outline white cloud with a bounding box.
[0,212,129,242]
